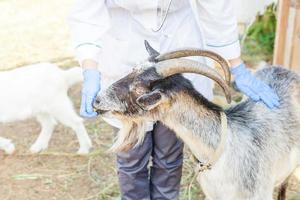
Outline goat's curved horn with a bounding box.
[154,49,231,84]
[156,58,231,103]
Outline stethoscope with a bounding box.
[152,0,173,32]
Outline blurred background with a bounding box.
[0,0,299,199]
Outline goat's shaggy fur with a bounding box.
[0,63,92,154]
[94,63,300,199]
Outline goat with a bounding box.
[93,41,300,199]
[0,63,92,154]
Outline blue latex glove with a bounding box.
[80,69,101,118]
[231,63,280,108]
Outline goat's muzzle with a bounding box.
[93,98,109,115]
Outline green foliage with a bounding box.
[242,3,277,64]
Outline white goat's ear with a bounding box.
[136,90,162,110]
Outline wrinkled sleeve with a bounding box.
[196,0,241,59]
[68,0,111,64]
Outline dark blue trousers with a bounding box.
[116,122,184,200]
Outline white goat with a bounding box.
[0,63,92,154]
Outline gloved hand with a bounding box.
[231,63,280,108]
[80,69,101,118]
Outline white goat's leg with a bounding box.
[0,137,15,154]
[53,100,92,154]
[30,114,57,153]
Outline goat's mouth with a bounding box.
[95,109,110,115]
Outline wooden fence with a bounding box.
[273,0,300,72]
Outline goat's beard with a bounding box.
[109,118,149,153]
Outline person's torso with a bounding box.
[106,0,189,13]
[99,0,213,100]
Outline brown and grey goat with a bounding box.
[93,41,300,199]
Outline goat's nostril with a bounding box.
[94,99,100,105]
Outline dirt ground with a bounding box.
[0,0,300,199]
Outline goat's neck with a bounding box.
[161,93,223,161]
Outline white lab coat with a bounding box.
[68,0,241,128]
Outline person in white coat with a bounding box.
[69,0,279,199]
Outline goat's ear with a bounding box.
[144,40,160,62]
[136,90,163,110]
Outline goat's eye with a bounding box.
[135,87,146,95]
